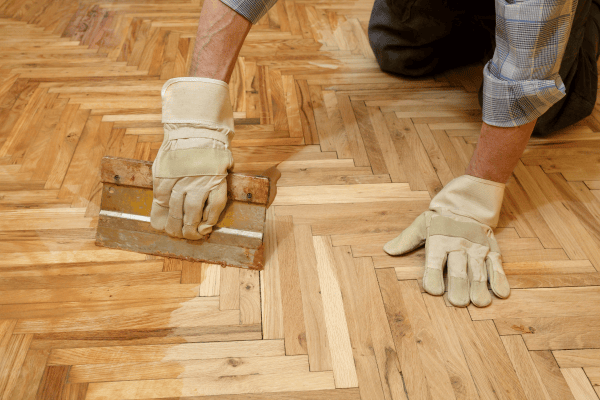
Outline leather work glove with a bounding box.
[151,77,234,240]
[384,175,510,307]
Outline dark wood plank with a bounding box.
[35,365,70,400]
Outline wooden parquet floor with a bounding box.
[1,0,600,399]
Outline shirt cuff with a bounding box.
[482,64,567,127]
[481,0,577,127]
[220,0,278,24]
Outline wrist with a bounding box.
[161,78,234,147]
[465,120,536,183]
[430,175,505,228]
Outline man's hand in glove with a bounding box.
[151,77,234,240]
[384,175,510,307]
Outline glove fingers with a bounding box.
[487,252,510,299]
[182,190,209,240]
[165,189,185,238]
[447,250,470,307]
[150,178,177,231]
[384,212,428,256]
[468,249,492,308]
[422,237,446,296]
[198,181,228,235]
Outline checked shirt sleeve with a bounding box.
[220,0,278,24]
[482,0,578,127]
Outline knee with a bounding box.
[369,37,435,76]
[367,0,452,77]
[368,6,436,76]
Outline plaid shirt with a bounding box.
[223,0,578,127]
[483,0,578,127]
[221,0,277,25]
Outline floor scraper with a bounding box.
[95,156,279,270]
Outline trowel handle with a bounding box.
[100,156,278,206]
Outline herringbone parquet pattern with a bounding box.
[1,0,600,399]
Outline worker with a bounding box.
[149,0,600,307]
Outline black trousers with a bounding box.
[368,0,600,135]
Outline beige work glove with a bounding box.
[151,77,234,240]
[384,175,510,307]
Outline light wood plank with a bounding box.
[271,183,429,206]
[423,295,479,400]
[354,257,408,400]
[48,340,285,365]
[312,236,358,388]
[292,223,332,371]
[14,297,237,333]
[200,264,221,296]
[0,284,200,305]
[494,317,600,350]
[0,333,33,398]
[220,266,240,310]
[3,348,49,400]
[396,280,457,399]
[276,215,308,355]
[84,371,336,399]
[555,350,600,368]
[239,269,261,325]
[469,287,600,320]
[68,355,310,383]
[376,268,430,400]
[501,335,552,400]
[448,308,527,400]
[131,388,361,399]
[260,207,284,339]
[561,368,600,400]
[331,246,386,399]
[530,351,577,400]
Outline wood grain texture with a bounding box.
[331,246,386,399]
[530,351,577,400]
[292,223,332,372]
[312,236,358,389]
[6,348,50,400]
[276,215,308,355]
[448,309,527,400]
[68,355,311,383]
[1,1,600,398]
[260,206,284,339]
[554,350,600,368]
[501,335,552,400]
[376,268,431,400]
[561,368,600,400]
[84,372,336,399]
[355,257,408,400]
[422,295,479,400]
[35,365,70,400]
[133,388,361,399]
[239,268,261,324]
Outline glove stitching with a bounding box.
[161,77,229,97]
[163,121,233,134]
[464,174,505,188]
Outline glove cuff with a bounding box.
[153,147,233,178]
[161,77,234,145]
[429,175,505,228]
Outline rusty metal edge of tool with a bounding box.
[97,220,265,270]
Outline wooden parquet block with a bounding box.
[1,0,600,398]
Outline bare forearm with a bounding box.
[465,119,537,183]
[189,0,252,82]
